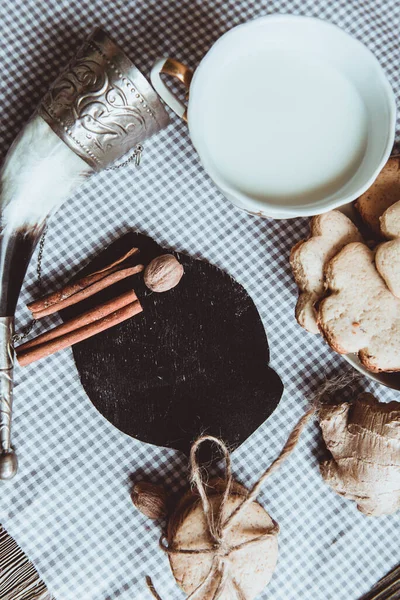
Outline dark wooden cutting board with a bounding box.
[61,232,283,455]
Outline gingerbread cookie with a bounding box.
[375,238,400,298]
[355,156,400,237]
[168,481,279,599]
[290,211,362,333]
[380,199,400,239]
[318,242,400,372]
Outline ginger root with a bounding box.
[319,393,400,516]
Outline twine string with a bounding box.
[146,576,163,600]
[147,407,315,600]
[221,407,315,534]
[232,577,248,600]
[185,558,220,600]
[189,436,233,544]
[211,558,228,600]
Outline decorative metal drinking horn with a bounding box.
[0,28,169,479]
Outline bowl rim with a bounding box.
[188,14,397,219]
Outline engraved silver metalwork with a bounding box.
[0,317,18,480]
[38,28,170,171]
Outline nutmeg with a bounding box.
[131,481,168,519]
[144,254,184,293]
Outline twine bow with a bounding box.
[147,407,315,600]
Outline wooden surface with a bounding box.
[62,233,283,455]
[359,563,400,600]
[0,525,53,600]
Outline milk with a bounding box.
[197,47,368,205]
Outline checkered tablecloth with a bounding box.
[0,1,399,599]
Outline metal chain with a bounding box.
[106,144,143,170]
[11,144,142,345]
[12,224,47,344]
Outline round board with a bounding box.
[61,232,283,455]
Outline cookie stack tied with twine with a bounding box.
[133,408,314,600]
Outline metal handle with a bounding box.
[0,317,18,480]
[150,58,193,121]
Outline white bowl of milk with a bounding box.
[151,15,396,219]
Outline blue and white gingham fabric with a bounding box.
[0,1,399,599]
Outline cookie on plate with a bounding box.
[290,211,362,334]
[318,242,400,372]
[355,156,400,237]
[375,238,400,298]
[380,199,400,239]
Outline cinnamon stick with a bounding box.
[27,246,140,317]
[30,264,144,319]
[17,289,138,352]
[17,300,143,367]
